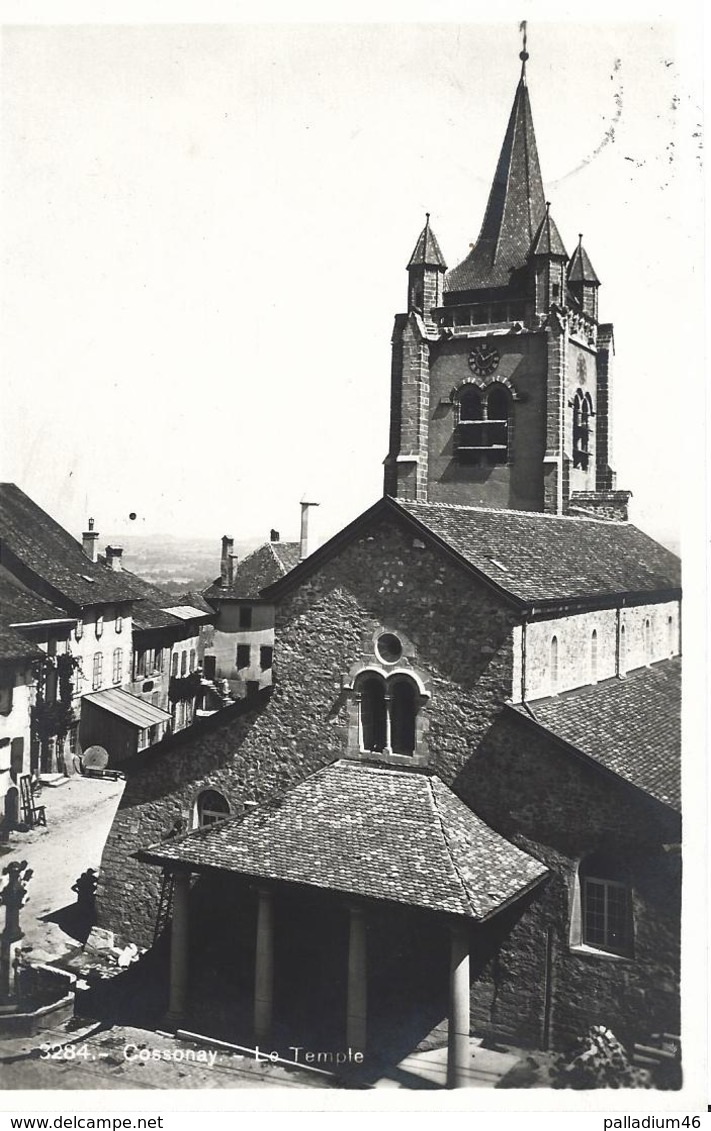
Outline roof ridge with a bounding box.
[398,498,636,527]
[425,776,477,916]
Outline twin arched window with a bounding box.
[358,673,418,756]
[456,386,510,466]
[573,389,594,470]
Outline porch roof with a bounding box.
[137,760,548,919]
[83,686,172,728]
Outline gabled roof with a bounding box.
[407,216,447,270]
[446,74,546,294]
[568,237,600,285]
[508,659,681,811]
[0,623,43,663]
[262,497,681,612]
[530,204,567,259]
[0,484,138,610]
[137,761,547,919]
[97,556,196,633]
[204,541,301,602]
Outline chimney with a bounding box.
[299,500,320,561]
[105,545,123,572]
[227,553,238,588]
[270,529,280,543]
[220,535,234,588]
[82,518,99,563]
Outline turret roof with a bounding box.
[568,236,600,284]
[530,203,568,259]
[407,215,447,270]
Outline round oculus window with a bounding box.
[376,632,403,664]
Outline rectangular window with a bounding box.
[135,650,147,678]
[154,647,163,673]
[95,614,104,639]
[180,651,187,676]
[582,877,632,956]
[189,648,196,673]
[236,644,251,670]
[239,605,253,629]
[113,648,123,684]
[171,652,179,678]
[260,645,273,671]
[92,652,103,691]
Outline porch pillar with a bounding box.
[254,886,274,1044]
[446,919,470,1089]
[346,903,367,1051]
[166,871,190,1024]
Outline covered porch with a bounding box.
[136,760,547,1087]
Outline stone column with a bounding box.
[346,904,367,1051]
[254,887,274,1044]
[447,920,470,1089]
[166,871,190,1024]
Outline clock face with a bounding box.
[468,343,500,376]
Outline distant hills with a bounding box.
[103,533,262,595]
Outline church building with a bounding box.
[96,43,682,1088]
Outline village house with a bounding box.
[0,485,216,791]
[95,43,682,1088]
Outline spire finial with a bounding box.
[578,233,583,245]
[425,212,430,226]
[519,20,529,72]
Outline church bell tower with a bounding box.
[383,34,630,521]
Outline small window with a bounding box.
[239,606,253,629]
[579,854,633,957]
[667,615,675,656]
[236,644,251,670]
[136,650,147,678]
[154,647,163,673]
[92,652,103,691]
[573,390,594,471]
[619,623,627,677]
[75,618,84,641]
[189,648,196,673]
[259,645,273,671]
[590,629,598,684]
[644,618,652,664]
[171,652,179,678]
[375,633,403,665]
[116,611,123,634]
[180,651,188,676]
[112,647,123,685]
[550,636,559,694]
[95,614,104,640]
[196,789,230,828]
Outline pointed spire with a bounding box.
[568,234,600,284]
[446,46,546,293]
[407,213,447,270]
[530,201,568,259]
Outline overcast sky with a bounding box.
[0,15,702,553]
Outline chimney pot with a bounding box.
[227,553,238,588]
[270,529,280,543]
[299,501,319,561]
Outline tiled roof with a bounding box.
[96,557,182,632]
[568,238,600,285]
[0,575,74,627]
[0,484,138,609]
[407,217,447,270]
[138,761,547,918]
[446,75,546,294]
[204,541,301,601]
[530,206,567,258]
[0,623,43,663]
[508,659,681,810]
[173,591,214,615]
[395,500,680,606]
